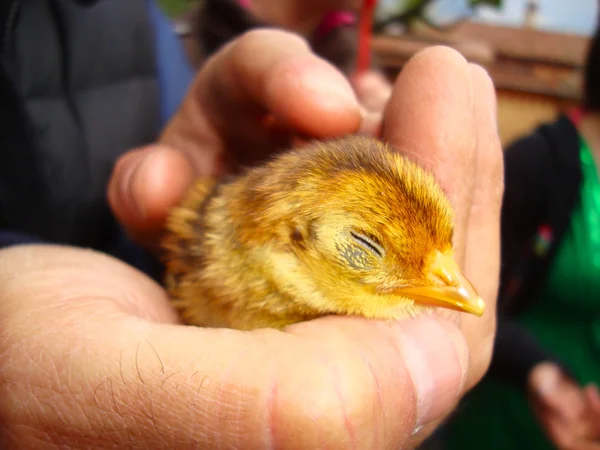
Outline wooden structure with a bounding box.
[171,3,591,146]
[373,20,591,145]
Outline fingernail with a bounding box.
[299,66,358,111]
[397,317,468,431]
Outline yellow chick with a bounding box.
[161,135,485,330]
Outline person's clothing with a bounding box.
[444,113,600,449]
[193,0,270,58]
[149,0,194,127]
[492,113,584,386]
[193,0,361,75]
[0,0,193,276]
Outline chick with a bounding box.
[162,136,485,331]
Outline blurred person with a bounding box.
[444,18,600,450]
[0,1,503,448]
[0,0,193,277]
[189,0,393,115]
[191,0,365,64]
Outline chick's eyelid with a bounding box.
[349,230,385,258]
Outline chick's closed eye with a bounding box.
[348,230,384,258]
[161,135,485,331]
[338,231,385,269]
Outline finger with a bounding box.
[584,384,600,413]
[541,388,585,422]
[379,48,485,446]
[540,415,571,449]
[542,414,599,450]
[382,46,477,267]
[1,245,468,449]
[358,107,383,137]
[530,362,563,399]
[350,70,393,114]
[350,71,393,137]
[161,29,361,169]
[111,30,362,250]
[381,47,497,399]
[545,420,578,450]
[530,364,587,421]
[583,384,600,439]
[547,420,600,450]
[459,63,503,390]
[570,443,600,450]
[108,145,197,250]
[461,64,502,300]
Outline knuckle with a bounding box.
[325,355,393,448]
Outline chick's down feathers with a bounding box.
[162,135,484,331]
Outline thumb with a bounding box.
[107,145,196,250]
[0,244,467,449]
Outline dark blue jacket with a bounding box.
[0,0,193,278]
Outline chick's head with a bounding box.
[239,136,485,320]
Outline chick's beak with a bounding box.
[395,251,486,317]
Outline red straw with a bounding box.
[356,0,377,74]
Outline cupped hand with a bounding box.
[2,41,503,448]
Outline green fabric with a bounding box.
[444,137,600,450]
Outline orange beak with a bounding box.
[394,251,486,317]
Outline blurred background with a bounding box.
[158,0,597,146]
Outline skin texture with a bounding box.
[0,31,503,449]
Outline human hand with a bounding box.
[109,30,362,249]
[529,362,600,449]
[4,41,502,448]
[380,44,502,446]
[350,69,393,135]
[351,70,392,113]
[580,385,600,443]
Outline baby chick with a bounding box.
[162,136,485,331]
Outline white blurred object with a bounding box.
[524,0,539,28]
